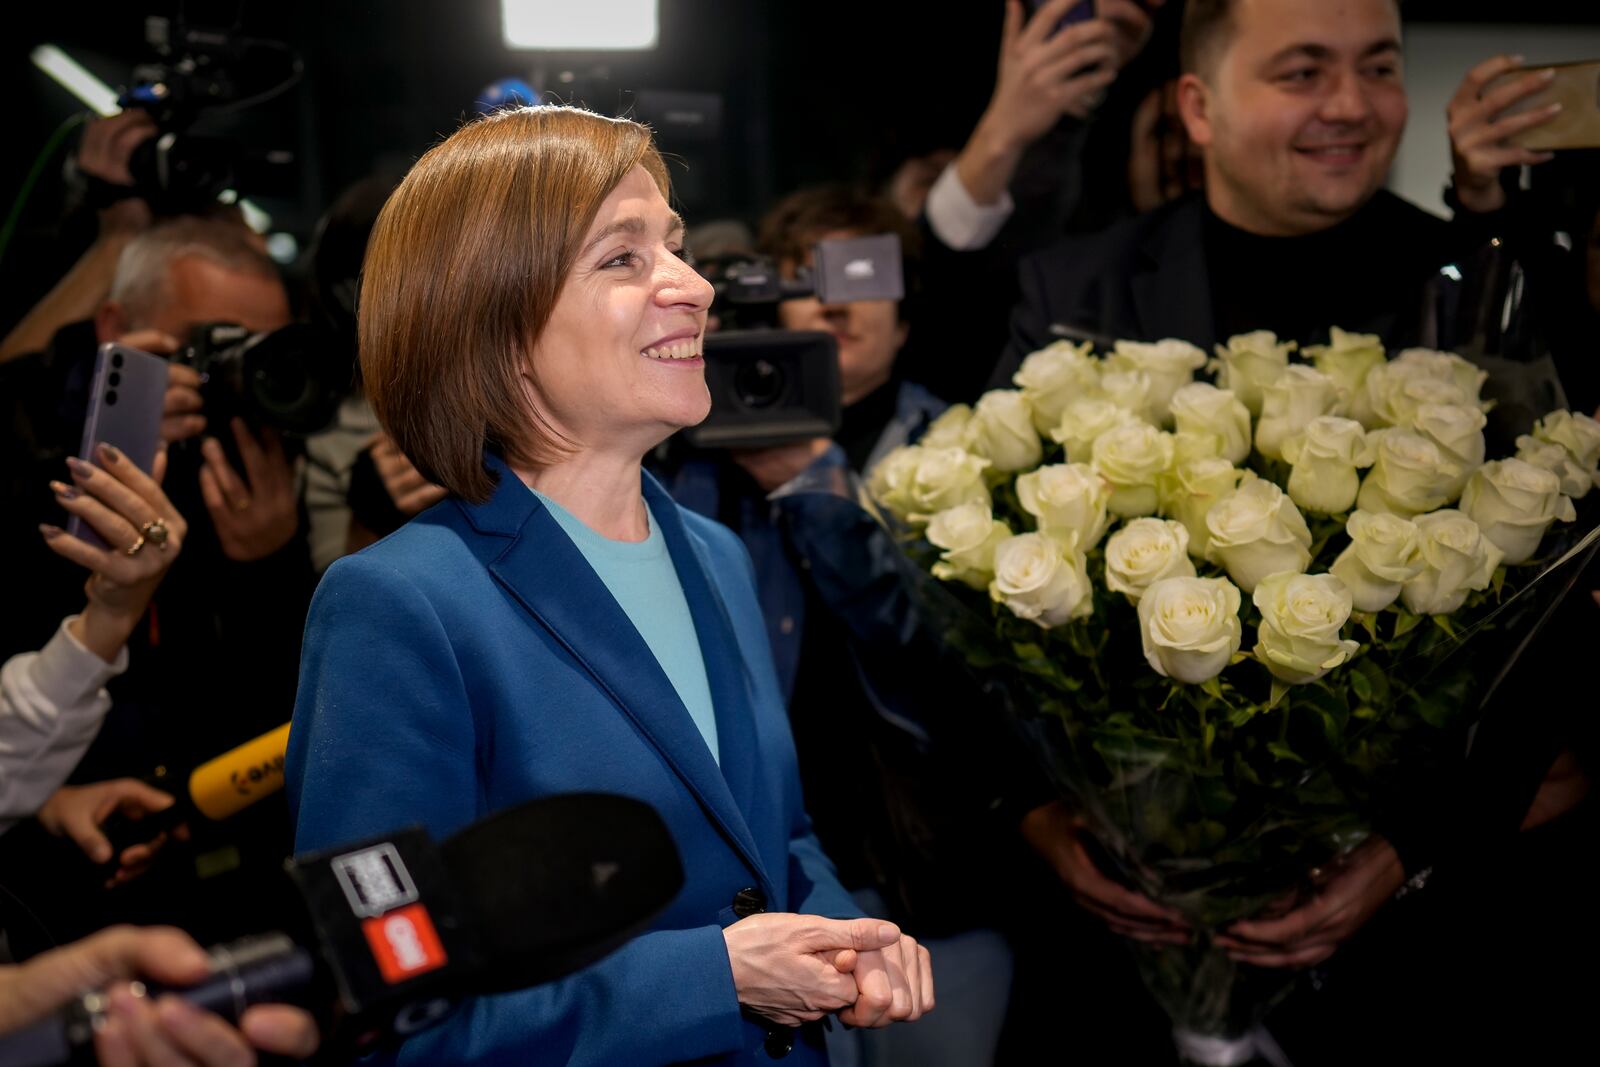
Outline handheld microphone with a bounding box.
[96,723,292,860]
[0,791,685,1066]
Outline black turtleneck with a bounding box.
[1201,193,1459,349]
[835,376,901,473]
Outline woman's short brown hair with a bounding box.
[359,106,671,502]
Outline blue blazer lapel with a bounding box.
[469,456,774,896]
[640,474,766,842]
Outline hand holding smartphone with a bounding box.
[67,343,168,548]
[1485,60,1600,151]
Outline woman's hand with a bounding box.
[1215,836,1404,968]
[37,780,178,887]
[42,443,187,663]
[1021,800,1190,944]
[831,931,935,1027]
[369,433,447,516]
[722,913,903,1027]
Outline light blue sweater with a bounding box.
[532,488,720,764]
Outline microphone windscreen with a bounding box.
[440,793,684,991]
[189,723,292,820]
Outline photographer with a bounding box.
[657,186,1038,1066]
[0,215,314,952]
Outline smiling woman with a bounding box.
[285,105,932,1067]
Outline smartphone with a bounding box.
[1024,0,1096,40]
[67,342,167,548]
[1487,60,1600,151]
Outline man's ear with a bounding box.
[94,301,129,344]
[1176,72,1214,149]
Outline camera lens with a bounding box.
[111,352,124,368]
[105,390,119,406]
[734,358,788,409]
[108,372,122,387]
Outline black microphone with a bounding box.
[0,792,684,1066]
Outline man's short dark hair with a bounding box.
[1180,0,1402,79]
[1178,0,1238,78]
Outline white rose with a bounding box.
[1105,518,1196,601]
[1407,402,1487,497]
[1169,382,1252,465]
[1305,327,1386,425]
[1515,434,1597,500]
[1356,429,1462,517]
[1400,510,1503,615]
[1281,416,1374,515]
[1204,474,1313,594]
[1211,330,1295,415]
[1531,410,1600,475]
[1392,348,1488,402]
[1458,458,1577,565]
[1252,572,1361,684]
[1364,350,1486,429]
[1255,364,1343,460]
[1013,340,1101,434]
[1172,430,1225,465]
[919,403,974,450]
[1108,338,1207,423]
[1050,397,1139,464]
[1098,367,1155,419]
[1158,457,1244,559]
[1137,576,1243,684]
[965,389,1043,473]
[926,503,1014,590]
[868,445,991,523]
[990,533,1094,628]
[1330,510,1425,612]
[1016,463,1112,551]
[1091,421,1176,518]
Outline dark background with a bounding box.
[1,0,1594,327]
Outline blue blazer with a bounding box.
[285,454,859,1066]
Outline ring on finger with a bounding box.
[140,518,170,550]
[125,534,147,557]
[231,497,251,512]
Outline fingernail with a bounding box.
[50,480,80,500]
[156,441,168,456]
[879,924,898,942]
[97,443,124,464]
[39,524,63,540]
[92,843,112,863]
[1547,101,1563,113]
[1540,68,1556,80]
[66,456,93,479]
[1511,55,1526,66]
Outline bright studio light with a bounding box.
[501,0,659,50]
[31,43,273,231]
[31,45,119,116]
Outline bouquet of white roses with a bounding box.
[866,329,1600,1060]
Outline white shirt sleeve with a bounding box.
[924,162,1017,252]
[0,617,128,832]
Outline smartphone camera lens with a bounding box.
[108,372,122,387]
[111,352,125,369]
[105,390,118,406]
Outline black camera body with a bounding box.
[177,321,347,438]
[684,331,842,450]
[688,234,903,451]
[112,16,300,215]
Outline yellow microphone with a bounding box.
[99,723,293,861]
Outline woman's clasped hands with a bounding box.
[722,913,933,1030]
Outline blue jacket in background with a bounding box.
[285,453,858,1066]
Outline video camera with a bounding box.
[684,233,904,451]
[176,321,348,438]
[98,14,302,215]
